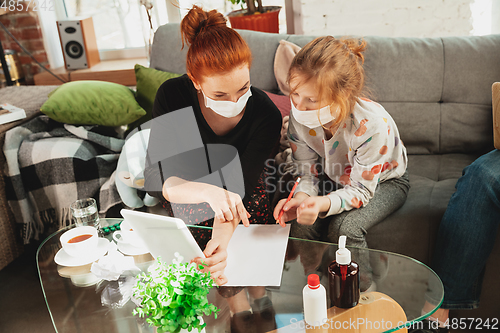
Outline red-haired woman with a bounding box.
[144,4,281,291]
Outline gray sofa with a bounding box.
[150,24,500,319]
[0,23,498,319]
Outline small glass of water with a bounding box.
[70,198,100,229]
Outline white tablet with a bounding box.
[119,209,205,264]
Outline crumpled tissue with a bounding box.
[91,242,140,281]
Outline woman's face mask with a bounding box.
[194,64,252,118]
[291,101,335,128]
[201,86,252,118]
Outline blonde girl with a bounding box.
[274,36,409,258]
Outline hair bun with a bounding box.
[340,38,367,64]
[181,5,227,46]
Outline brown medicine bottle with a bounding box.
[328,235,360,308]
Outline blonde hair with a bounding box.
[288,36,367,132]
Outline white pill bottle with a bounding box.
[302,273,328,326]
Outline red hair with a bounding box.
[180,5,252,83]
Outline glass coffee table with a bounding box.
[37,218,443,333]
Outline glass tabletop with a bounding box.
[37,218,443,333]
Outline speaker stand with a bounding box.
[0,37,14,86]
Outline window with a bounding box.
[61,0,168,52]
[40,0,286,68]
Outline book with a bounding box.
[0,103,26,125]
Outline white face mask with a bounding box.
[201,87,252,118]
[291,99,336,128]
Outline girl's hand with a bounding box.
[296,197,331,225]
[191,238,229,286]
[204,186,250,226]
[273,192,309,225]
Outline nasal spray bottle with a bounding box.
[328,235,360,308]
[302,274,328,326]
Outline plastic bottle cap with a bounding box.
[307,274,320,289]
[336,235,351,265]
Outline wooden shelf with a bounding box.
[34,58,149,86]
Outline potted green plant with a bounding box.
[132,255,219,333]
[227,0,281,33]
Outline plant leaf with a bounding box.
[174,288,184,295]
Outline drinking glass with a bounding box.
[70,198,100,229]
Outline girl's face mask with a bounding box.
[291,99,336,128]
[289,76,336,128]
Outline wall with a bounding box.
[289,0,475,37]
[493,0,500,33]
[0,6,49,85]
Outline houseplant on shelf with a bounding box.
[227,0,281,33]
[132,255,219,333]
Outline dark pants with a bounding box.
[428,150,500,309]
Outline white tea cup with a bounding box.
[113,220,146,248]
[60,226,98,258]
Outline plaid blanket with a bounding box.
[3,115,125,244]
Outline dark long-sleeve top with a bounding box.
[144,74,282,203]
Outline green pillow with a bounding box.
[133,64,181,125]
[41,81,146,126]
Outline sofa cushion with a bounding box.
[362,37,445,103]
[364,35,499,155]
[381,102,441,154]
[130,64,181,130]
[274,40,301,96]
[358,37,445,155]
[407,153,479,181]
[367,153,479,262]
[40,81,146,127]
[135,64,181,115]
[442,36,500,105]
[439,36,500,154]
[264,91,291,118]
[367,174,456,263]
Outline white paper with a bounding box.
[224,224,291,286]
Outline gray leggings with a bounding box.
[290,171,410,248]
[290,171,410,289]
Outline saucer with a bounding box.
[117,241,149,256]
[57,264,101,287]
[71,273,101,287]
[57,263,93,278]
[55,238,110,267]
